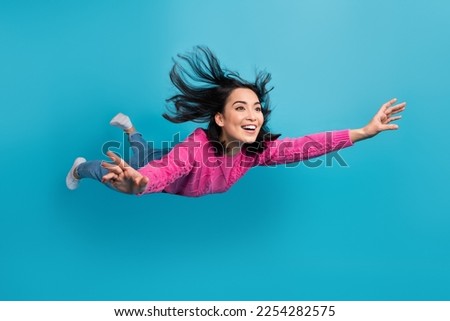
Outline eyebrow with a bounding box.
[232,101,261,106]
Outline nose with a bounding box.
[246,110,257,121]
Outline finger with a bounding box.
[131,177,142,194]
[101,172,118,183]
[106,151,126,167]
[387,115,402,123]
[101,162,123,175]
[137,176,149,187]
[106,151,129,169]
[382,98,398,111]
[101,161,118,169]
[390,104,406,115]
[136,176,149,194]
[383,124,399,130]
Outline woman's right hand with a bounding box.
[101,151,149,194]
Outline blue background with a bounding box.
[1,0,449,300]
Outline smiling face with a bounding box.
[214,87,264,153]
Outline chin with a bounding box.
[242,137,258,144]
[244,133,260,144]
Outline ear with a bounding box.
[215,113,224,127]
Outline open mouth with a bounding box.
[241,125,257,132]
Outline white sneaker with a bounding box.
[110,113,133,130]
[66,157,86,190]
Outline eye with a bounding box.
[255,106,262,112]
[235,106,245,111]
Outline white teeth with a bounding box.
[242,125,256,130]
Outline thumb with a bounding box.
[137,176,149,194]
[384,124,399,130]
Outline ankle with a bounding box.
[125,126,137,135]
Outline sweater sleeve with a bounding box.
[137,130,202,194]
[257,129,353,166]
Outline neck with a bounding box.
[225,145,241,156]
[221,139,242,156]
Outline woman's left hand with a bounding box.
[350,98,406,143]
[365,98,406,136]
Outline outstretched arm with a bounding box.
[101,151,149,194]
[350,98,406,143]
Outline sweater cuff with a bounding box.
[335,129,354,148]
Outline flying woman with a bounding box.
[66,46,406,196]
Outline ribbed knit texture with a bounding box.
[138,128,353,197]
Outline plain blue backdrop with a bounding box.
[1,0,449,300]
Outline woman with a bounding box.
[66,46,406,196]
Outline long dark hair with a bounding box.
[163,46,280,155]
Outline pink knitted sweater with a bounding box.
[138,128,353,197]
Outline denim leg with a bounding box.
[76,133,171,184]
[76,160,117,190]
[128,132,171,169]
[76,160,108,181]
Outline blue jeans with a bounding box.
[76,132,171,182]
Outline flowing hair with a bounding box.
[163,46,280,155]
